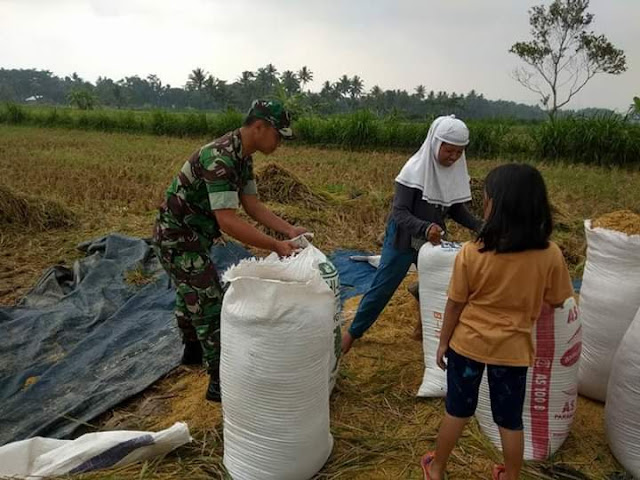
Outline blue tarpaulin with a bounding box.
[328,250,378,302]
[0,235,251,446]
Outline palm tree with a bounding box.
[281,70,300,95]
[204,75,218,96]
[367,85,385,113]
[187,68,207,91]
[214,79,229,105]
[70,72,83,85]
[350,75,364,99]
[204,75,229,103]
[370,85,383,98]
[336,75,351,98]
[256,64,280,95]
[298,66,313,91]
[319,81,335,101]
[265,63,278,78]
[147,74,162,94]
[237,71,255,87]
[414,85,426,99]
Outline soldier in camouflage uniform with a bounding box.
[153,100,306,401]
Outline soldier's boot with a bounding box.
[206,364,221,402]
[181,340,203,366]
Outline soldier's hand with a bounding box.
[288,225,309,239]
[274,240,297,258]
[426,224,444,245]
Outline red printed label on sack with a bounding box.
[560,342,582,367]
[530,304,554,460]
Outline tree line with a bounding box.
[0,66,558,121]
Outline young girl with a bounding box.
[341,115,482,354]
[421,164,573,480]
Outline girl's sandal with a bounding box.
[492,464,506,480]
[420,451,436,480]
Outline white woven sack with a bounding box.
[417,242,461,398]
[605,306,640,478]
[220,246,335,480]
[578,220,640,402]
[476,298,581,460]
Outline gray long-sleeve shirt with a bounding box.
[391,182,482,250]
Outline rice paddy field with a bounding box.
[1,125,639,479]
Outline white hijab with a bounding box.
[395,115,472,207]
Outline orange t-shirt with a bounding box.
[448,241,573,367]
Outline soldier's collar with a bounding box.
[232,129,249,161]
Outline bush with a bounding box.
[209,110,243,137]
[536,115,640,166]
[1,106,638,167]
[4,103,26,124]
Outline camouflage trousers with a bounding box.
[154,244,224,373]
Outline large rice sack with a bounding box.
[578,215,640,402]
[606,306,640,478]
[293,236,343,392]
[417,242,461,398]
[476,299,581,460]
[220,245,335,480]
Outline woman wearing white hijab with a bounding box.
[342,115,482,354]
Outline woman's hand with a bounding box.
[426,224,444,245]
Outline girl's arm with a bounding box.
[392,182,432,238]
[436,298,466,370]
[448,202,483,233]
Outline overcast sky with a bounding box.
[1,0,638,111]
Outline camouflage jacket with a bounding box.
[154,129,256,251]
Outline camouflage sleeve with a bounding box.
[201,148,240,211]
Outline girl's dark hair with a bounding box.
[478,163,553,253]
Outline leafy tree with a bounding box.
[628,96,640,122]
[67,88,98,110]
[510,0,626,120]
[0,66,556,121]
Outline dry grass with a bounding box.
[2,125,639,479]
[468,177,485,218]
[0,184,75,230]
[124,265,156,286]
[256,162,330,208]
